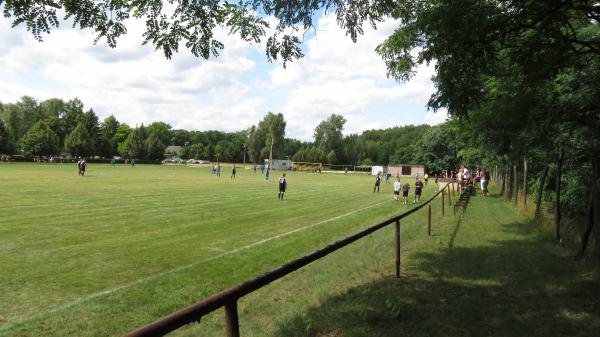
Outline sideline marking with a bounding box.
[1,200,388,331]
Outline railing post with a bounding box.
[441,187,445,216]
[225,301,240,337]
[395,219,400,278]
[448,184,452,206]
[428,205,432,236]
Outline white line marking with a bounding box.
[1,200,388,331]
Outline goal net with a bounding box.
[292,161,322,172]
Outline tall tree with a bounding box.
[314,114,346,163]
[121,126,147,159]
[145,131,166,160]
[0,119,9,153]
[64,122,94,157]
[20,120,59,156]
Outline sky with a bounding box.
[0,9,448,141]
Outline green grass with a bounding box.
[0,163,439,337]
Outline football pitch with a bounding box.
[0,163,439,336]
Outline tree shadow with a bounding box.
[272,233,600,337]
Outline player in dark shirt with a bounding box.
[374,174,382,192]
[414,179,424,203]
[278,173,287,199]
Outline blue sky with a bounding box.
[0,10,447,141]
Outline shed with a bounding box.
[387,164,425,177]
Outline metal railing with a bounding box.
[124,183,452,337]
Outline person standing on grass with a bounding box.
[344,167,348,176]
[77,157,82,175]
[231,163,236,179]
[414,179,424,203]
[131,159,136,167]
[402,181,410,204]
[393,178,401,201]
[374,173,382,192]
[278,173,287,199]
[260,164,264,175]
[481,168,490,196]
[211,163,215,174]
[416,172,420,182]
[216,162,221,177]
[424,173,429,185]
[78,158,87,176]
[386,172,391,184]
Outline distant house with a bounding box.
[165,145,183,157]
[387,164,425,177]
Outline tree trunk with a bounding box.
[535,165,549,222]
[514,164,518,207]
[555,148,563,242]
[577,189,594,259]
[500,166,505,196]
[523,157,528,209]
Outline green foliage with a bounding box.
[64,122,94,157]
[121,126,147,159]
[145,132,166,160]
[314,114,346,162]
[20,120,59,156]
[0,119,9,153]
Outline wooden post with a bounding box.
[514,164,518,207]
[442,188,445,216]
[555,148,563,242]
[448,184,452,206]
[395,219,401,278]
[428,205,432,236]
[225,301,240,337]
[523,157,528,209]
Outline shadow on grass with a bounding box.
[272,229,600,337]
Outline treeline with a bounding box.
[0,98,444,167]
[374,1,600,260]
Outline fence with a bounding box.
[124,182,454,337]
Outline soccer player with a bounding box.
[424,173,429,184]
[344,167,348,175]
[393,178,401,201]
[77,157,82,175]
[278,173,287,199]
[402,182,410,204]
[216,162,221,176]
[231,163,236,179]
[78,158,87,176]
[374,173,382,192]
[414,179,424,203]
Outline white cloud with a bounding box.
[0,10,441,141]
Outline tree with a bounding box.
[147,122,172,146]
[121,126,147,159]
[20,120,59,156]
[64,122,94,157]
[0,119,9,153]
[99,115,120,157]
[82,108,100,153]
[3,1,386,66]
[314,114,346,163]
[145,132,166,160]
[248,112,286,162]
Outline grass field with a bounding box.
[0,163,441,337]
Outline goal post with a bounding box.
[292,161,322,172]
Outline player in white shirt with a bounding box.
[393,179,401,201]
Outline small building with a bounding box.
[265,159,292,170]
[165,145,183,157]
[387,164,425,177]
[371,165,384,176]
